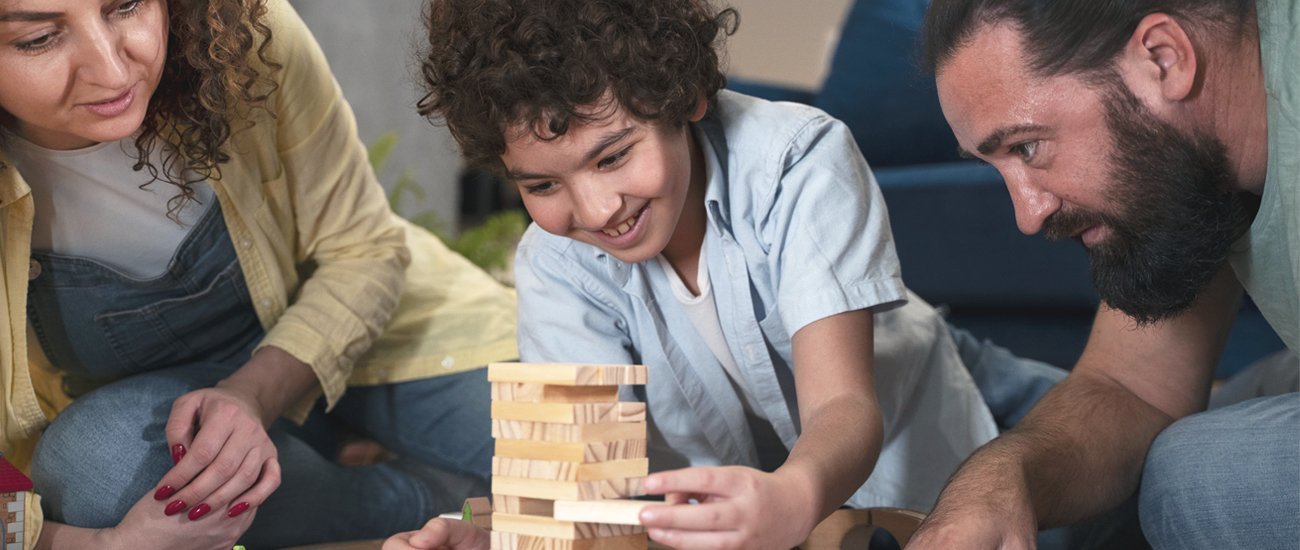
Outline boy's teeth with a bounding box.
[602,215,637,237]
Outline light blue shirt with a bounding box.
[515,91,996,510]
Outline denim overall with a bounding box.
[27,202,491,547]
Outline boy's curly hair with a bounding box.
[417,0,738,174]
[139,0,279,216]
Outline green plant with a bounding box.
[368,132,526,282]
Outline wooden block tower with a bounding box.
[0,457,32,550]
[487,362,650,550]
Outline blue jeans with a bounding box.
[27,203,492,547]
[1139,351,1299,550]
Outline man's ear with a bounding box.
[1123,13,1199,102]
[689,96,708,122]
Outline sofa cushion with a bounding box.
[813,0,961,167]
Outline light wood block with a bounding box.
[494,457,648,482]
[495,439,646,463]
[491,531,648,550]
[492,383,621,404]
[493,494,555,516]
[489,363,648,386]
[492,512,646,540]
[491,402,646,424]
[493,420,648,443]
[492,476,645,501]
[552,499,659,526]
[462,496,493,529]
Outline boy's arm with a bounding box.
[641,309,881,549]
[910,266,1242,548]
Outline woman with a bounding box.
[0,0,516,547]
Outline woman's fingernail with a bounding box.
[171,444,186,465]
[165,500,187,516]
[227,501,250,518]
[153,485,175,501]
[188,503,211,520]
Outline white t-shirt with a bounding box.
[3,132,213,278]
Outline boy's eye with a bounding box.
[523,181,556,195]
[597,146,632,169]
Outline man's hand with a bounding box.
[908,457,1037,549]
[383,518,490,550]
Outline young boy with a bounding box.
[398,0,1064,548]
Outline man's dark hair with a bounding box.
[417,0,738,174]
[921,0,1254,77]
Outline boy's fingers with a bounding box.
[639,501,736,531]
[648,527,741,550]
[644,467,736,496]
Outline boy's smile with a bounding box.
[502,98,708,266]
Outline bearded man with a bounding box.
[912,0,1299,548]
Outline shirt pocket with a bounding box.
[95,258,262,373]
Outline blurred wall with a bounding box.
[292,0,850,229]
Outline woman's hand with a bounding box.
[639,465,819,550]
[38,487,258,550]
[383,518,490,550]
[152,384,281,521]
[150,346,316,521]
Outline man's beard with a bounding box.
[1042,81,1250,325]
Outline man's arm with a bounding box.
[913,266,1241,546]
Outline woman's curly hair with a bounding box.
[417,0,738,174]
[138,0,279,216]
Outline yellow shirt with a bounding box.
[0,2,516,541]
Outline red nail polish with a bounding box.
[188,503,211,521]
[164,500,187,516]
[171,444,186,465]
[227,501,250,518]
[153,485,175,501]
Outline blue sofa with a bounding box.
[726,0,1284,376]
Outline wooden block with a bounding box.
[491,530,648,550]
[495,439,646,463]
[494,494,555,516]
[493,420,647,443]
[491,402,646,424]
[462,496,493,529]
[492,512,646,540]
[492,476,645,501]
[494,457,649,482]
[553,499,659,526]
[492,383,621,404]
[489,363,648,386]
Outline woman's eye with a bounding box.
[15,33,56,52]
[116,0,144,15]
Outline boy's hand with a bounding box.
[639,465,818,550]
[383,518,490,550]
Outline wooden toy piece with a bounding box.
[491,531,648,550]
[488,363,648,386]
[492,383,621,404]
[552,499,658,526]
[491,401,646,424]
[495,438,646,463]
[0,456,32,550]
[492,512,646,540]
[797,507,927,550]
[461,496,493,529]
[493,420,648,443]
[493,457,649,482]
[491,476,645,502]
[494,494,556,516]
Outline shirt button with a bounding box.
[259,298,272,307]
[240,238,252,248]
[440,356,455,369]
[28,259,40,280]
